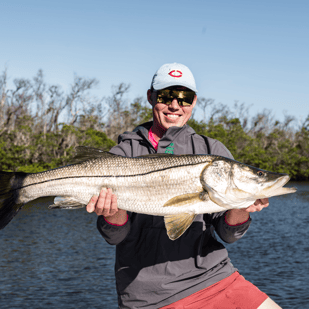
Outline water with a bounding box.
[0,182,308,309]
[225,182,309,308]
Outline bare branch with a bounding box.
[197,98,214,123]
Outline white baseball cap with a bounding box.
[150,63,198,93]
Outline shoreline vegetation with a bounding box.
[0,70,308,180]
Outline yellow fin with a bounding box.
[163,192,207,208]
[164,213,196,240]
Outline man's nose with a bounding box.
[169,98,180,109]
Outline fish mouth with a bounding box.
[270,174,290,188]
[258,175,297,198]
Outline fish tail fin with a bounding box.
[0,171,27,230]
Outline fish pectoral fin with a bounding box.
[164,213,196,240]
[163,192,206,208]
[48,196,86,210]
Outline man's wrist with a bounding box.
[225,209,250,226]
[104,211,128,226]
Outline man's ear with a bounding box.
[147,89,154,106]
[191,95,198,109]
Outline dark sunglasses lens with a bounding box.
[157,96,170,104]
[157,90,173,104]
[172,90,195,106]
[157,89,195,106]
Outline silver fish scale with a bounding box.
[77,154,215,176]
[23,154,215,183]
[18,154,217,215]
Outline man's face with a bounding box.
[147,86,197,131]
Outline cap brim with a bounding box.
[153,81,198,93]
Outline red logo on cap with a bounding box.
[169,70,182,78]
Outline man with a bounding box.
[87,63,281,308]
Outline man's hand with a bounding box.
[86,188,128,225]
[244,198,269,213]
[225,198,269,225]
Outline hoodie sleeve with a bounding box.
[209,211,252,244]
[97,214,131,245]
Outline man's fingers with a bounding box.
[246,198,270,212]
[86,195,98,213]
[245,204,256,212]
[109,194,118,216]
[254,198,269,208]
[254,199,261,206]
[86,188,118,217]
[255,205,264,212]
[95,188,107,215]
[101,188,113,216]
[246,205,262,212]
[260,198,269,207]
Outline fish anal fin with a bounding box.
[163,192,206,208]
[164,213,196,240]
[48,196,85,210]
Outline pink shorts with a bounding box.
[160,272,268,309]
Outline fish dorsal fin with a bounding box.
[164,213,196,240]
[163,192,209,208]
[138,153,175,158]
[49,196,86,209]
[71,146,117,163]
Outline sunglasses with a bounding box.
[155,89,196,106]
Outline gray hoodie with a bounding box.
[97,122,251,309]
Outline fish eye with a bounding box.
[257,171,264,177]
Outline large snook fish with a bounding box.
[0,147,296,240]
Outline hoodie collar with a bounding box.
[132,121,196,141]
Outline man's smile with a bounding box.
[164,113,181,120]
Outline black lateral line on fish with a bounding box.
[0,161,207,194]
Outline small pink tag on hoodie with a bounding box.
[148,127,158,150]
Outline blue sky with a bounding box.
[1,0,308,124]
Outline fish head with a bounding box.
[230,163,296,198]
[201,158,297,209]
